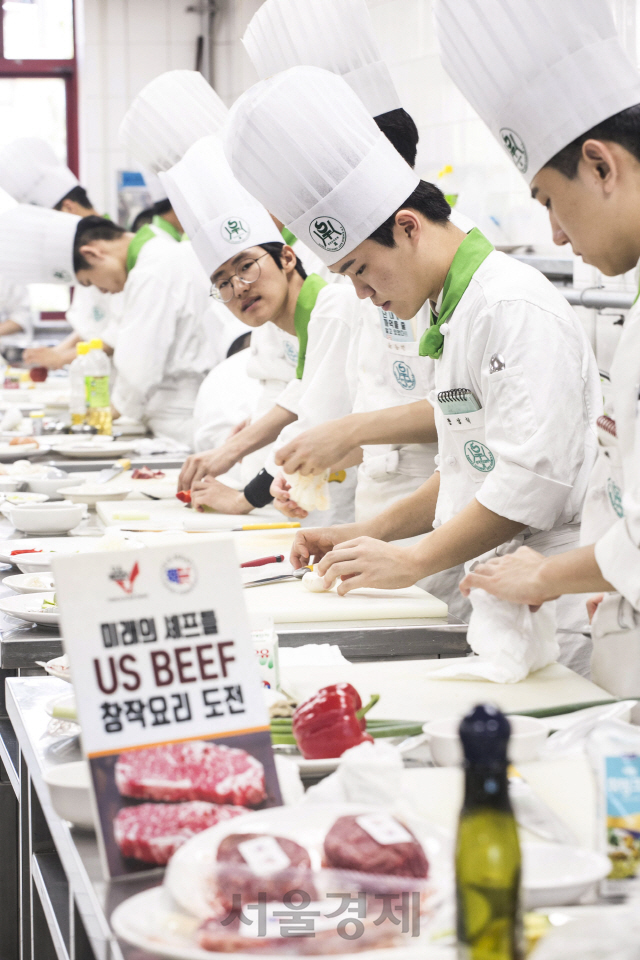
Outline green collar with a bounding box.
[281,226,297,247]
[126,224,157,273]
[294,273,327,378]
[419,228,494,359]
[152,214,182,243]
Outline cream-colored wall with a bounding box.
[77,0,202,215]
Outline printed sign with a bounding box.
[53,539,282,879]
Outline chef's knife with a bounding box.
[96,458,131,484]
[244,566,311,588]
[508,768,578,844]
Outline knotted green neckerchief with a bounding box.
[281,226,298,247]
[294,273,327,379]
[152,214,183,243]
[419,228,494,359]
[125,224,157,273]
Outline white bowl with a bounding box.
[9,500,86,535]
[3,572,56,593]
[522,843,611,908]
[44,761,94,829]
[0,477,22,493]
[63,484,132,506]
[26,477,78,500]
[423,715,548,766]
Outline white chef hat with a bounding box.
[224,66,419,266]
[242,0,401,119]
[435,0,640,184]
[119,70,228,174]
[0,137,79,207]
[160,135,282,278]
[142,169,168,204]
[0,205,79,284]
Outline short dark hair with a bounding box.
[544,103,640,179]
[367,179,451,247]
[151,198,173,216]
[55,185,94,212]
[131,206,155,233]
[375,108,419,168]
[259,241,307,280]
[73,215,126,272]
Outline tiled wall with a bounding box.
[78,0,203,215]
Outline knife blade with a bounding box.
[244,566,311,588]
[508,769,578,844]
[96,458,131,484]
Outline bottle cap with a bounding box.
[29,410,44,418]
[459,704,510,764]
[89,339,103,351]
[77,342,90,355]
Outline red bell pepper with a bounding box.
[176,490,192,504]
[292,683,379,759]
[10,548,43,556]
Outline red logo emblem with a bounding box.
[109,561,140,594]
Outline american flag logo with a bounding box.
[166,566,191,585]
[162,555,196,593]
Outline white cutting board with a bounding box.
[279,659,614,721]
[245,578,448,621]
[97,498,284,531]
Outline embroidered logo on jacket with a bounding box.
[393,360,416,391]
[464,440,495,473]
[607,478,624,517]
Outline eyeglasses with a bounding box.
[210,252,270,302]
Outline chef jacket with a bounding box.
[592,301,640,610]
[430,247,601,534]
[266,283,364,525]
[0,277,33,341]
[111,236,218,439]
[193,347,262,453]
[66,285,124,349]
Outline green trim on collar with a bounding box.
[126,224,156,273]
[152,214,182,243]
[281,226,298,247]
[419,228,494,359]
[294,273,328,379]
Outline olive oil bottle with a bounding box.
[456,704,523,960]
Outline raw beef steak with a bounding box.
[115,741,266,805]
[214,833,316,911]
[114,801,247,864]
[323,815,428,879]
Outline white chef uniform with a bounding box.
[111,236,217,445]
[159,135,302,481]
[0,277,33,342]
[429,240,601,674]
[193,347,261,454]
[435,0,640,683]
[66,286,123,349]
[266,283,363,526]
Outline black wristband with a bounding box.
[243,468,275,509]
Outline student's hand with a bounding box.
[459,546,558,609]
[190,477,253,515]
[110,403,121,420]
[227,419,250,440]
[587,594,605,623]
[316,537,421,595]
[23,346,68,370]
[178,447,238,491]
[290,523,363,569]
[275,421,356,476]
[270,474,308,520]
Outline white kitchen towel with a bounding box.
[430,588,559,683]
[303,740,404,807]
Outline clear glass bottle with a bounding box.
[69,341,90,426]
[456,704,523,960]
[84,338,112,436]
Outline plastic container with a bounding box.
[69,341,90,426]
[84,339,112,436]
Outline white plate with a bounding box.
[51,440,135,459]
[64,485,132,505]
[45,691,77,720]
[271,746,342,778]
[44,761,93,829]
[114,803,451,960]
[0,535,146,571]
[3,572,56,593]
[0,590,58,624]
[40,653,71,682]
[0,441,44,462]
[0,536,85,563]
[522,843,611,909]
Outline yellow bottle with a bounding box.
[85,338,112,436]
[70,341,90,426]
